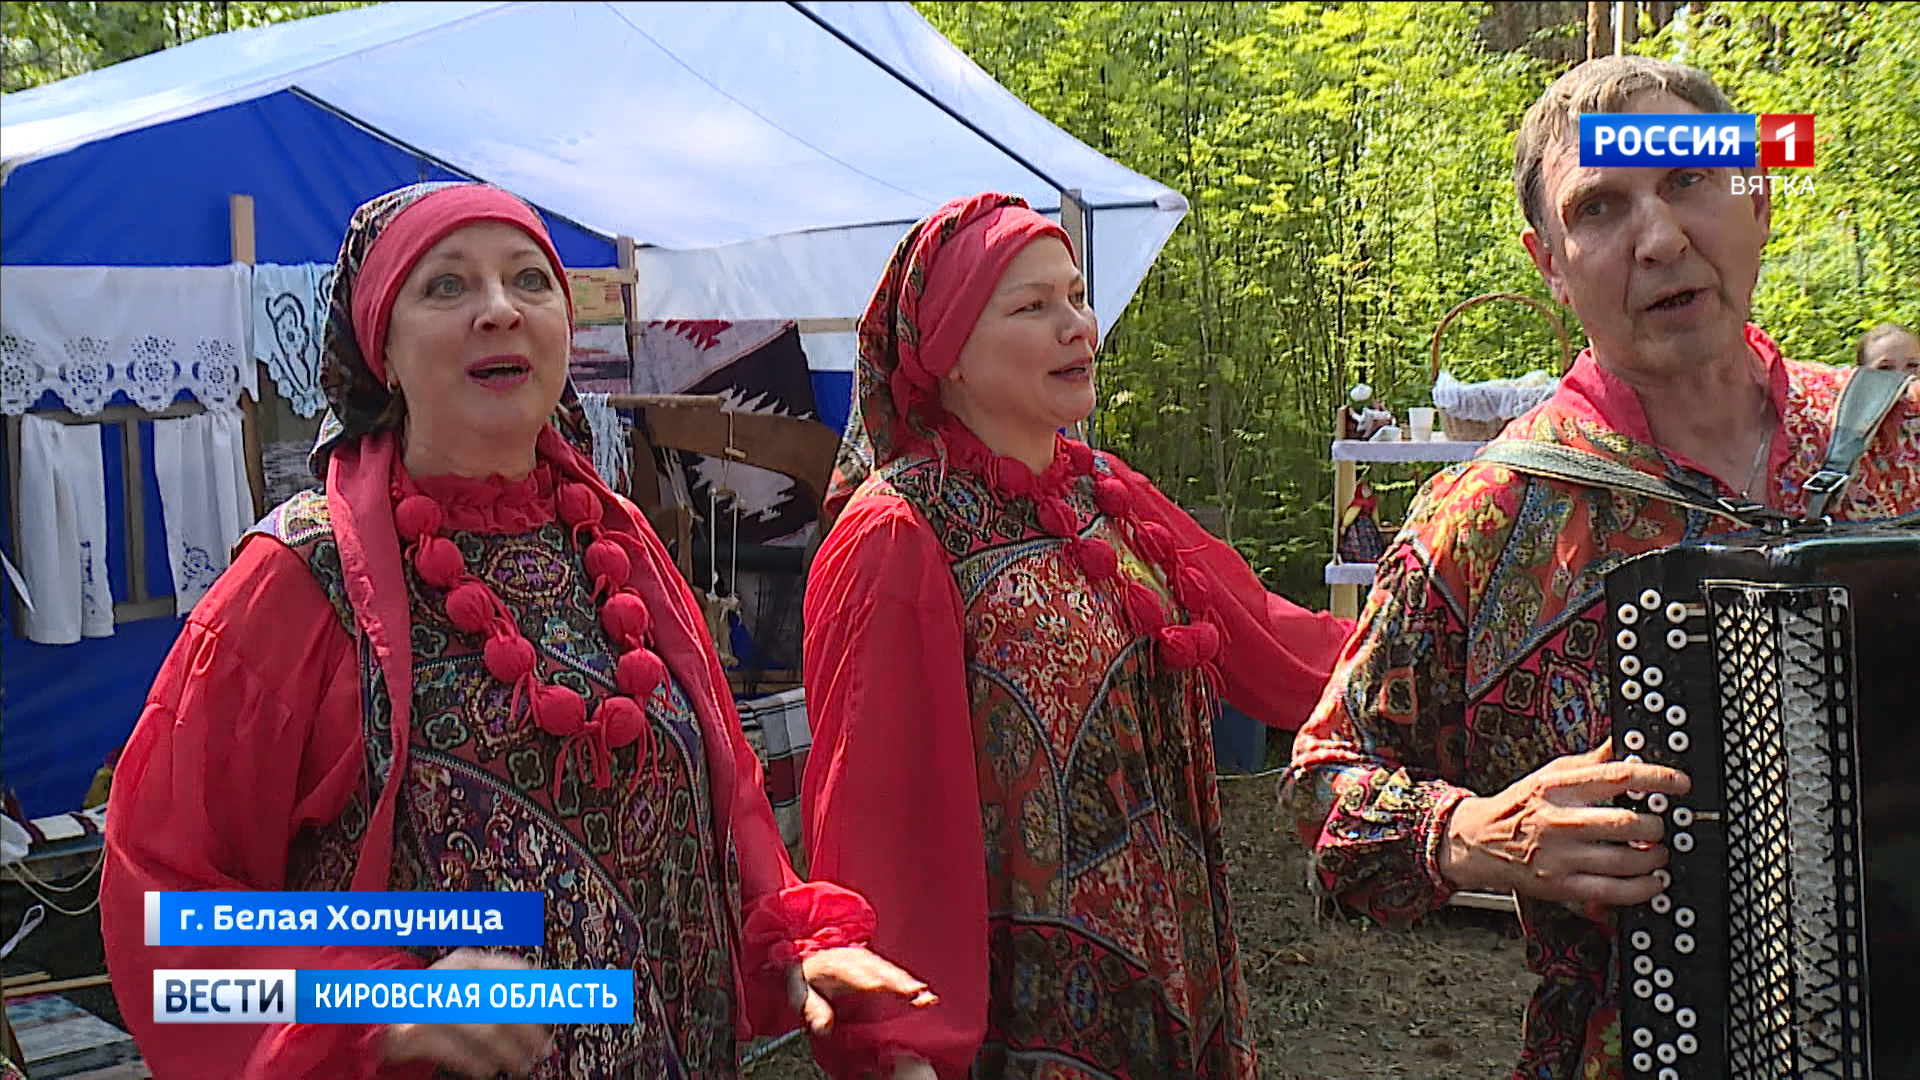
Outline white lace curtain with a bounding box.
[1,264,256,416]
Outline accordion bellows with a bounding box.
[1607,523,1919,1080]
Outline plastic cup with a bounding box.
[1408,407,1437,442]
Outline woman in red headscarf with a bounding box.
[99,183,931,1079]
[801,194,1356,1079]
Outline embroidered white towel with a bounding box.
[251,263,330,418]
[1,264,255,416]
[152,406,256,614]
[16,414,114,643]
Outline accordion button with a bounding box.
[1659,1069,1680,1080]
[1667,628,1689,650]
[1651,893,1671,915]
[1618,629,1639,651]
[1642,665,1663,687]
[1676,1007,1696,1029]
[1657,1043,1677,1064]
[1634,978,1653,999]
[1631,930,1653,950]
[1654,869,1671,889]
[1621,655,1642,676]
[1641,589,1662,609]
[1644,691,1666,714]
[1654,992,1674,1014]
[1666,705,1687,726]
[1654,967,1673,988]
[1647,793,1669,813]
[1666,601,1688,623]
[1622,679,1643,701]
[1633,1026,1655,1048]
[1633,1052,1654,1073]
[1672,806,1693,827]
[1634,955,1654,975]
[1673,832,1694,852]
[1619,603,1640,625]
[1667,731,1689,753]
[1624,730,1647,751]
[1676,907,1695,928]
[1675,933,1695,954]
[1677,1033,1698,1055]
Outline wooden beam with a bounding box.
[3,973,113,999]
[34,400,206,425]
[228,194,257,265]
[617,235,639,360]
[123,417,148,606]
[793,317,859,335]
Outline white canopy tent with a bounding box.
[2,0,1188,346]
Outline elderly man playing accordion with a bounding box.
[1286,55,1919,1080]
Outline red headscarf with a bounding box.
[824,192,1075,521]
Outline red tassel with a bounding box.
[596,696,647,748]
[394,495,444,542]
[1156,620,1220,670]
[584,538,631,591]
[1036,498,1077,538]
[534,683,587,737]
[1176,565,1215,615]
[615,647,667,699]
[1093,477,1131,518]
[557,483,601,529]
[1065,440,1094,473]
[446,583,495,634]
[1134,520,1176,566]
[1070,538,1119,580]
[599,591,652,645]
[483,633,537,684]
[1123,581,1166,635]
[414,536,466,590]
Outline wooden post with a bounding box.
[1616,0,1634,53]
[1330,405,1360,620]
[1588,0,1610,59]
[229,193,267,521]
[1060,189,1093,446]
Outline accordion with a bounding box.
[1607,521,1920,1080]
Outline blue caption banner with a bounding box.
[1580,113,1756,167]
[153,969,634,1025]
[144,891,544,947]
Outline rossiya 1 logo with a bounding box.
[1578,113,1815,196]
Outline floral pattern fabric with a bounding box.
[863,451,1255,1080]
[1285,330,1920,1080]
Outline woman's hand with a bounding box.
[785,946,938,1036]
[381,948,553,1078]
[891,1053,939,1080]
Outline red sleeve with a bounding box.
[99,538,430,1080]
[1111,456,1357,730]
[800,495,988,1079]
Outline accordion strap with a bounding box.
[1804,366,1913,521]
[1471,440,1789,529]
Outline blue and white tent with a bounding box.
[0,0,1186,817]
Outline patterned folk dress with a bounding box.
[261,464,738,1079]
[820,449,1256,1079]
[1286,328,1920,1080]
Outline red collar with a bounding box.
[1551,323,1794,489]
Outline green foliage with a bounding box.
[2,2,371,93]
[4,2,1914,599]
[921,1,1920,599]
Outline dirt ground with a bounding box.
[740,767,1535,1080]
[4,770,1533,1080]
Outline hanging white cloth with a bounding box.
[576,392,630,492]
[16,413,114,644]
[250,262,331,418]
[0,264,255,416]
[152,406,255,615]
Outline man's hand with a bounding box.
[381,949,552,1078]
[787,946,937,1037]
[1438,738,1691,908]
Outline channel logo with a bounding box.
[1580,113,1814,169]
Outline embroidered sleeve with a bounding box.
[1283,535,1477,924]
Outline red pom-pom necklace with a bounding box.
[932,419,1221,674]
[396,475,668,801]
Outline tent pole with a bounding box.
[1060,188,1095,448]
[229,194,268,523]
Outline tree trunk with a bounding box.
[1588,0,1610,58]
